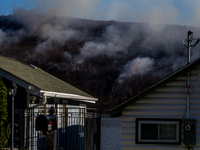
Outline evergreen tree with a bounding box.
[0,76,11,149]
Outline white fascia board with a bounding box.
[41,90,98,103]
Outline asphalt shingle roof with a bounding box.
[0,55,93,98]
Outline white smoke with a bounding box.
[39,24,78,42]
[12,7,85,52]
[77,25,135,63]
[35,23,81,52]
[3,0,200,27]
[0,28,26,46]
[0,29,6,44]
[118,57,154,83]
[182,0,200,27]
[1,0,200,84]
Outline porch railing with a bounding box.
[16,106,101,150]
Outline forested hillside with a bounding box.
[1,13,200,112]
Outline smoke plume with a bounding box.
[1,1,200,84]
[118,57,154,83]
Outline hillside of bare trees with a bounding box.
[1,14,200,112]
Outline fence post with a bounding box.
[97,111,101,150]
[65,108,68,150]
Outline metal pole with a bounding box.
[186,31,192,118]
[24,110,27,148]
[187,72,190,118]
[182,31,200,118]
[11,96,14,150]
[187,41,190,64]
[187,31,192,64]
[65,108,68,150]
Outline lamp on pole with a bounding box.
[9,81,17,150]
[182,31,200,64]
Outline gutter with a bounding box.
[29,90,97,108]
[41,90,98,103]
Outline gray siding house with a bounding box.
[0,55,99,150]
[110,57,200,150]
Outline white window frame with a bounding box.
[136,118,182,144]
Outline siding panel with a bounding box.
[155,86,185,92]
[122,109,185,116]
[122,133,135,140]
[122,145,198,150]
[121,68,200,149]
[146,92,186,98]
[122,127,135,133]
[126,103,185,109]
[137,97,185,104]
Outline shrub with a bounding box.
[0,76,11,149]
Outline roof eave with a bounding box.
[110,58,200,117]
[41,90,98,103]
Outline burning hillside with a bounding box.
[1,10,200,112]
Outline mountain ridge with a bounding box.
[0,15,199,112]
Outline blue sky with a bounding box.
[1,0,200,27]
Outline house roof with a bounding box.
[0,55,97,102]
[110,57,200,117]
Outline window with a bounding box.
[136,118,182,144]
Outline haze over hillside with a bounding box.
[1,11,200,112]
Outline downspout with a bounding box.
[186,72,190,119]
[29,94,47,108]
[186,31,192,119]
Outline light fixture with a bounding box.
[31,95,37,103]
[9,81,17,96]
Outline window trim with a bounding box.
[136,118,182,145]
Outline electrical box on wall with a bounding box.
[183,119,196,145]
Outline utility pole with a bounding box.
[182,31,200,119]
[187,31,193,64]
[182,31,200,64]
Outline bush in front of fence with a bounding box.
[0,76,11,149]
